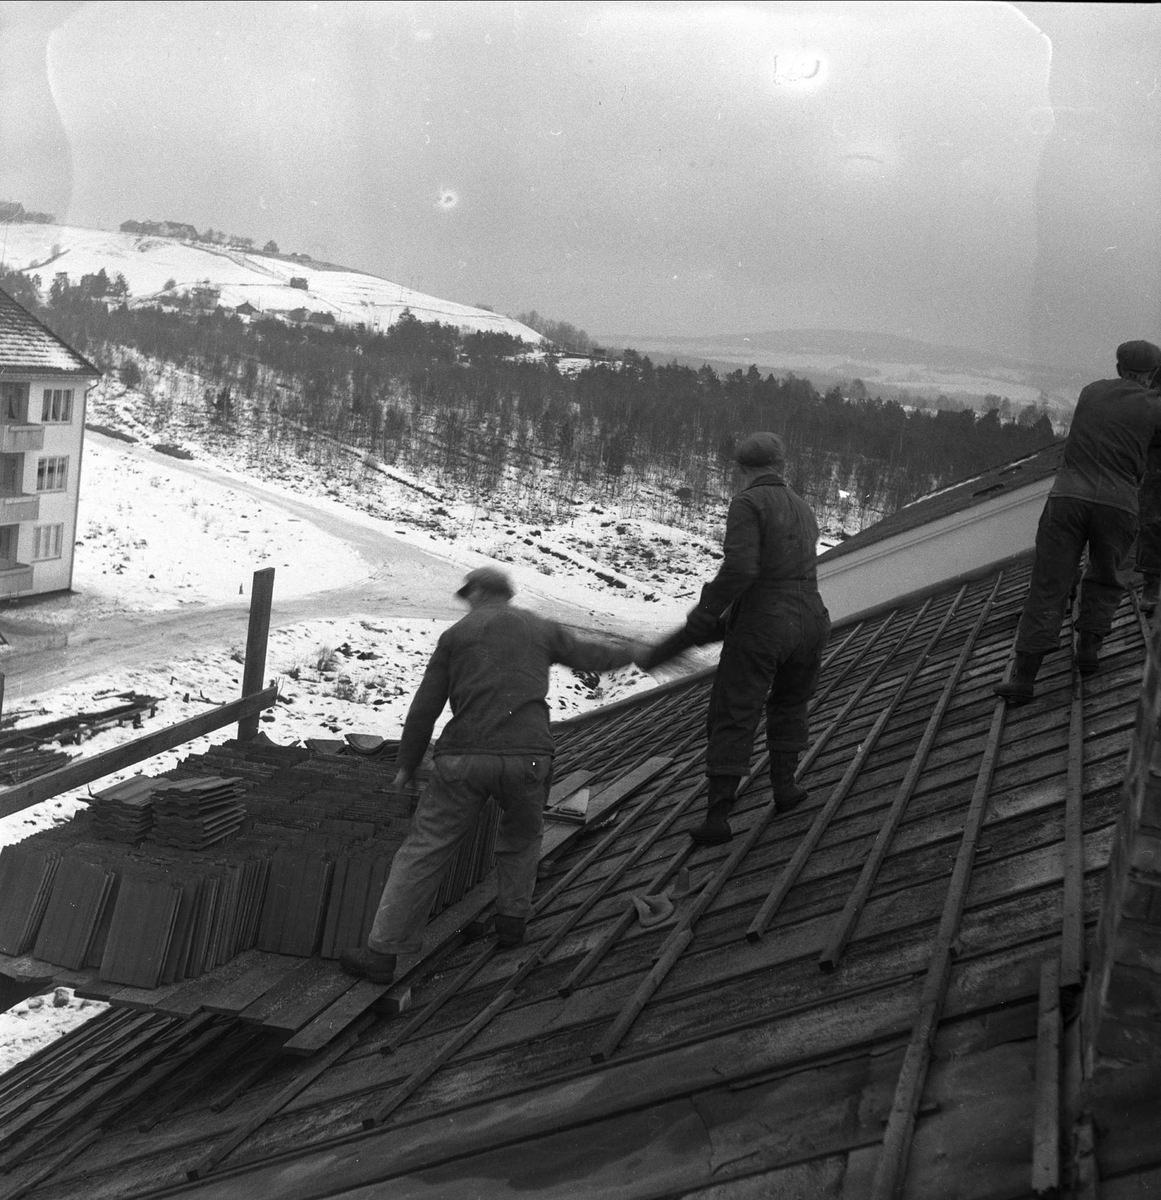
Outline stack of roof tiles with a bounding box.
[89,776,156,841]
[149,776,247,849]
[0,742,499,989]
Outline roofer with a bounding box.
[340,566,640,985]
[995,340,1161,703]
[638,432,831,844]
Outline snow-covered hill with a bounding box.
[0,223,543,342]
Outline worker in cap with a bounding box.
[996,340,1161,703]
[341,566,642,985]
[638,431,831,844]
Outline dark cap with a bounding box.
[455,566,514,600]
[1116,340,1161,373]
[735,431,786,469]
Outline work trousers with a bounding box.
[704,591,830,778]
[368,753,551,956]
[1014,496,1137,654]
[1137,467,1161,577]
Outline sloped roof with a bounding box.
[820,441,1064,562]
[0,549,1155,1198]
[0,289,100,377]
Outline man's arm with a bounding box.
[695,494,761,619]
[394,638,452,779]
[549,623,638,674]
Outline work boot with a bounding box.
[769,753,809,813]
[494,915,526,948]
[993,652,1044,704]
[338,947,397,984]
[1075,632,1103,676]
[690,775,740,845]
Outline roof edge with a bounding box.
[0,287,103,377]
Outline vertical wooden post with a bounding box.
[237,568,275,742]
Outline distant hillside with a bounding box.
[0,222,542,344]
[606,327,1087,413]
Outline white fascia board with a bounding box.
[818,476,1054,623]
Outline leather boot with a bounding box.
[769,753,809,813]
[993,652,1044,703]
[339,947,397,984]
[690,776,739,844]
[1075,631,1103,676]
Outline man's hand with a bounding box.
[685,605,721,643]
[392,768,414,795]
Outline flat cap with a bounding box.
[455,566,515,599]
[1116,340,1161,373]
[735,431,786,469]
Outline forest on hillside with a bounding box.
[4,268,1057,532]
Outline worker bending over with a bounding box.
[341,567,638,985]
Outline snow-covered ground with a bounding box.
[3,223,541,341]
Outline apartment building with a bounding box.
[0,287,101,598]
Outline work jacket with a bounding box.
[396,599,633,773]
[697,473,820,622]
[1051,377,1161,515]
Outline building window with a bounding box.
[1,383,28,422]
[36,456,68,492]
[41,388,74,422]
[31,523,64,560]
[0,525,15,567]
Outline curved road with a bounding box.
[2,434,629,694]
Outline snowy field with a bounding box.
[0,377,733,1066]
[4,223,540,341]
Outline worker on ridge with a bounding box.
[639,431,831,844]
[996,340,1161,704]
[340,566,641,986]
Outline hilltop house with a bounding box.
[0,288,101,598]
[0,436,1158,1197]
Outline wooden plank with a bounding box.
[546,770,593,807]
[185,1012,378,1181]
[1032,958,1061,1195]
[154,949,289,1018]
[1061,673,1086,989]
[239,957,335,1025]
[591,930,692,1063]
[283,979,391,1056]
[238,567,275,742]
[201,952,303,1015]
[870,685,1010,1200]
[260,967,356,1034]
[364,987,517,1128]
[0,686,278,817]
[531,756,676,916]
[818,578,997,970]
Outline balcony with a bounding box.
[0,564,32,596]
[0,424,44,453]
[0,492,39,522]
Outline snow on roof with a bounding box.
[0,288,99,377]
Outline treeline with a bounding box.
[3,267,1057,527]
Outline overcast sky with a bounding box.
[1,1,1158,366]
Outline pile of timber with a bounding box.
[0,692,162,786]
